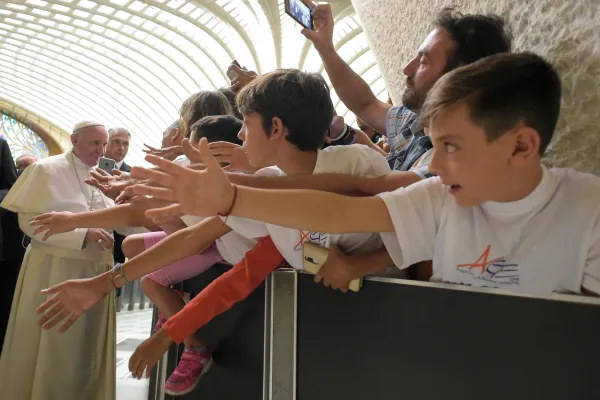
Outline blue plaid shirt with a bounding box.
[385,106,433,178]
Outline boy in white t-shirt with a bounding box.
[135,52,600,296]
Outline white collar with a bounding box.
[480,166,554,216]
[115,159,124,169]
[70,150,94,171]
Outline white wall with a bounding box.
[352,0,600,173]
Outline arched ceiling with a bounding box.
[0,0,388,166]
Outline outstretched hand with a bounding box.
[36,275,112,333]
[301,3,334,53]
[208,141,259,173]
[129,138,235,219]
[129,329,172,379]
[143,144,183,161]
[85,168,135,200]
[228,65,258,93]
[29,211,75,240]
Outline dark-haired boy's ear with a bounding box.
[510,125,541,165]
[270,117,285,140]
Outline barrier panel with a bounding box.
[150,269,600,400]
[290,271,600,400]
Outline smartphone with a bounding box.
[98,157,116,174]
[285,0,313,30]
[227,60,242,80]
[302,242,362,292]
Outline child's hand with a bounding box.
[314,245,356,293]
[30,211,75,240]
[129,328,173,379]
[130,138,236,219]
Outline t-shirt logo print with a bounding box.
[294,230,327,252]
[456,245,520,285]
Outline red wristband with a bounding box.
[218,184,238,223]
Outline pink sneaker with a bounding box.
[154,313,167,333]
[164,347,213,396]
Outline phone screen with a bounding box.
[98,157,116,173]
[227,60,241,80]
[285,0,313,30]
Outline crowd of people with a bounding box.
[0,3,598,400]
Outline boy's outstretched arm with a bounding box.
[131,138,396,234]
[226,170,421,197]
[29,203,153,239]
[35,216,231,333]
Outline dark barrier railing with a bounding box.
[291,272,600,400]
[149,269,600,400]
[116,278,152,312]
[149,264,266,400]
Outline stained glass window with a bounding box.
[0,113,50,161]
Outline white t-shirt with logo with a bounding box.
[225,145,392,269]
[377,167,600,295]
[179,214,258,265]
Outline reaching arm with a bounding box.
[226,170,422,197]
[360,171,422,195]
[109,216,231,289]
[29,203,156,239]
[354,128,388,156]
[231,187,395,233]
[70,204,150,228]
[19,212,89,251]
[227,172,365,196]
[163,236,283,343]
[303,4,390,133]
[35,216,232,333]
[347,247,396,279]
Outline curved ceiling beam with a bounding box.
[317,26,363,75]
[0,24,175,126]
[255,0,281,68]
[1,7,187,109]
[34,2,218,90]
[0,0,385,167]
[0,58,157,138]
[0,98,66,154]
[202,2,263,74]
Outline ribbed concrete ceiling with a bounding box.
[0,0,387,165]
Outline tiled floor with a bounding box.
[116,309,153,400]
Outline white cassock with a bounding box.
[0,151,115,400]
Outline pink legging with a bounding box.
[142,231,223,287]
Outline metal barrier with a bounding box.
[148,269,600,400]
[270,270,600,400]
[116,278,152,312]
[148,264,265,400]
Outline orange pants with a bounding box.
[163,236,283,343]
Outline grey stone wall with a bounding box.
[352,0,600,174]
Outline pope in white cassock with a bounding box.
[0,122,117,400]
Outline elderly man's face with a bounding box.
[104,132,130,162]
[71,126,108,166]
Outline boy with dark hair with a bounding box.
[190,115,243,146]
[129,52,600,296]
[35,68,393,390]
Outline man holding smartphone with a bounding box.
[104,127,132,264]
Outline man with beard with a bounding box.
[303,4,511,179]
